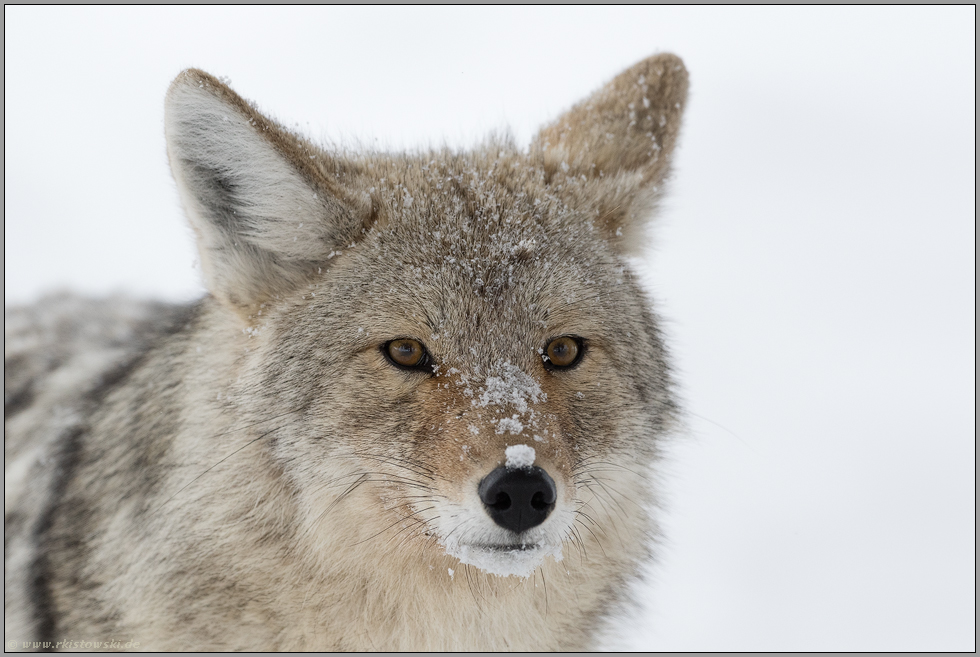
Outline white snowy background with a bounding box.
[5,7,974,651]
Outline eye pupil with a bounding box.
[546,336,581,368]
[387,339,425,368]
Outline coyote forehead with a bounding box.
[6,54,688,651]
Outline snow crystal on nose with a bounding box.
[496,415,524,435]
[505,444,536,470]
[474,361,544,413]
[467,362,546,438]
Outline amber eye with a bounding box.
[544,336,583,370]
[384,338,430,370]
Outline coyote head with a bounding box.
[164,55,686,579]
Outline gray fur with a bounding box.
[5,54,688,651]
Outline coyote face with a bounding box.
[6,54,688,650]
[249,169,668,578]
[163,58,686,581]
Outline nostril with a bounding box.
[491,492,511,510]
[530,491,548,510]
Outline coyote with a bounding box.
[5,54,688,651]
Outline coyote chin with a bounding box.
[5,54,688,651]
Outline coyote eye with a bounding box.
[543,336,584,370]
[383,338,431,371]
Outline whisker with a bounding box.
[384,511,436,551]
[154,424,283,514]
[207,409,298,441]
[319,473,370,517]
[351,452,436,479]
[576,460,651,482]
[569,524,589,563]
[574,516,607,558]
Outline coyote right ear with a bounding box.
[165,69,370,314]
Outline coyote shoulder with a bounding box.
[5,54,688,651]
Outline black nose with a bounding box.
[478,466,557,534]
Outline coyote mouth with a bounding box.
[441,538,564,578]
[426,494,575,578]
[471,543,539,553]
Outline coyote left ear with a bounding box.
[165,69,370,314]
[532,54,688,253]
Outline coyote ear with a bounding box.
[532,54,688,254]
[165,69,368,313]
